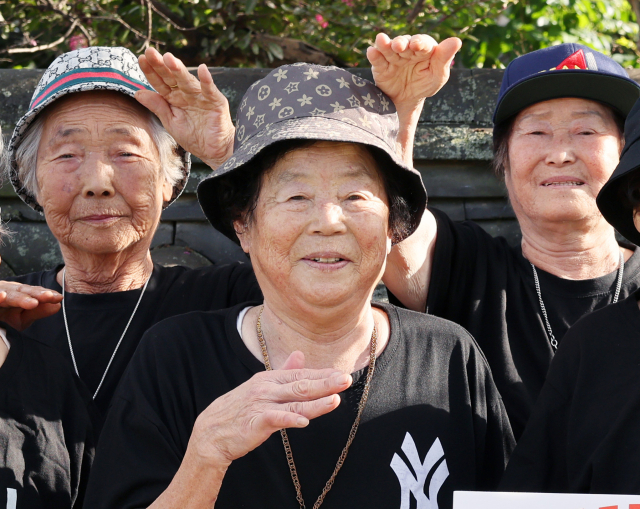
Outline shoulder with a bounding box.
[7,267,59,287]
[384,303,489,367]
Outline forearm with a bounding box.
[395,99,425,167]
[149,447,229,509]
[382,208,436,312]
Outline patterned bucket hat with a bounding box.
[7,46,191,212]
[197,63,427,242]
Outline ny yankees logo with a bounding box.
[390,433,449,509]
[5,489,16,509]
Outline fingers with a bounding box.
[135,89,173,124]
[366,46,388,71]
[270,372,352,402]
[197,64,227,107]
[373,32,401,64]
[0,283,62,309]
[162,53,202,95]
[263,394,341,429]
[280,350,305,370]
[139,51,173,95]
[430,37,462,69]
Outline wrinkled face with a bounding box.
[237,141,392,310]
[506,98,623,226]
[36,91,173,255]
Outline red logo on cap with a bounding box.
[555,49,588,70]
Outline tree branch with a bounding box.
[407,0,426,24]
[3,18,78,54]
[629,0,640,53]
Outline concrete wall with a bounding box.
[0,67,513,276]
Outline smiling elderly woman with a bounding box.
[2,47,260,418]
[372,39,640,439]
[84,64,514,509]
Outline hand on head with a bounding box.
[367,33,461,115]
[136,48,235,170]
[187,351,351,468]
[0,282,62,330]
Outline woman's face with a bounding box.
[36,91,173,256]
[238,141,392,311]
[506,97,622,227]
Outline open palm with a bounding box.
[367,34,462,113]
[136,48,235,170]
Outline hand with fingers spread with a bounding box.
[185,351,350,469]
[136,48,235,170]
[0,281,62,331]
[367,33,461,116]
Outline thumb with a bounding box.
[431,37,462,70]
[135,90,174,127]
[281,351,306,370]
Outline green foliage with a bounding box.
[0,0,639,69]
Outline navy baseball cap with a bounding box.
[493,43,640,126]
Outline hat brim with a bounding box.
[8,81,191,213]
[197,115,427,243]
[597,138,640,245]
[493,71,640,125]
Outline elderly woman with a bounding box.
[497,98,640,494]
[84,63,513,509]
[1,46,261,419]
[0,129,95,508]
[368,36,640,439]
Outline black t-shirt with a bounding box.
[500,291,640,494]
[411,208,640,439]
[85,302,514,509]
[0,327,96,508]
[9,263,261,419]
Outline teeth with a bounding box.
[543,181,583,186]
[311,257,342,263]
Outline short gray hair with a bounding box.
[14,108,183,200]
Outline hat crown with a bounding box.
[499,43,629,101]
[233,63,398,154]
[30,46,154,109]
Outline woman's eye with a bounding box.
[58,154,75,160]
[289,195,306,201]
[529,131,546,136]
[347,194,365,201]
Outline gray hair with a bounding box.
[14,109,183,200]
[0,133,11,239]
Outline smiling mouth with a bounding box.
[542,181,584,186]
[310,257,344,263]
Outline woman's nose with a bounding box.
[545,133,577,166]
[81,157,116,198]
[311,202,348,235]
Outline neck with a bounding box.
[519,214,626,280]
[58,246,153,294]
[243,298,389,374]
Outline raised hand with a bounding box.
[186,351,350,469]
[367,33,461,116]
[136,48,235,170]
[0,281,62,330]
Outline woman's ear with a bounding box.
[234,219,251,253]
[633,207,640,233]
[161,180,173,203]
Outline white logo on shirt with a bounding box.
[390,433,449,509]
[5,489,16,509]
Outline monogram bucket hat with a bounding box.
[197,63,427,242]
[7,46,191,212]
[494,43,640,127]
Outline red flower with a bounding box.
[315,14,329,29]
[69,35,89,51]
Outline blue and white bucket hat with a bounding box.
[7,46,191,212]
[197,63,427,242]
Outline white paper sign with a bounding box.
[454,491,640,509]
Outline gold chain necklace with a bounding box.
[256,306,377,509]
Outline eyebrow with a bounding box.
[519,110,606,122]
[276,165,372,184]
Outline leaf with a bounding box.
[267,41,283,60]
[245,0,258,15]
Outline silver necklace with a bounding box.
[530,250,624,351]
[61,267,151,399]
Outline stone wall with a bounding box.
[0,66,513,276]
